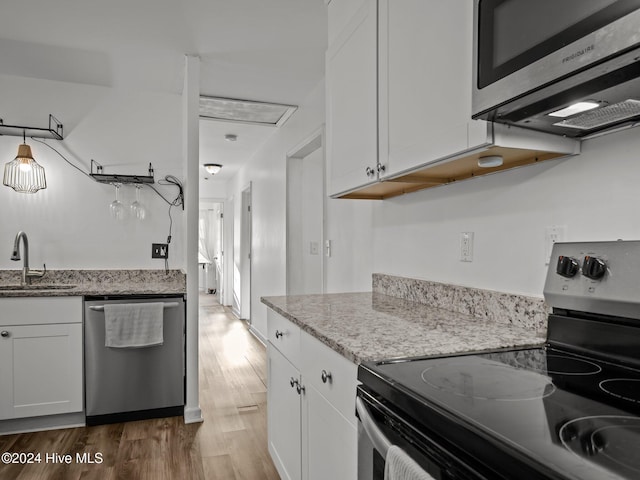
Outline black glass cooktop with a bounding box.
[360,346,640,480]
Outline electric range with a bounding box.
[357,241,640,480]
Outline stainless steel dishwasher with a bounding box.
[84,295,185,425]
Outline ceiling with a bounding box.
[0,0,328,188]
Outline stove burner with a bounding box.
[559,416,640,475]
[421,361,556,401]
[517,354,602,376]
[600,379,640,404]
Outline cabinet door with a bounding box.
[268,345,302,480]
[379,0,488,178]
[0,323,83,420]
[326,0,379,196]
[303,383,357,480]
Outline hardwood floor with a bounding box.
[0,293,280,480]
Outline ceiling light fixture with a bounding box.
[3,131,47,193]
[203,163,223,175]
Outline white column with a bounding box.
[183,54,203,424]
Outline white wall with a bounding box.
[372,126,640,298]
[226,79,373,339]
[0,74,185,270]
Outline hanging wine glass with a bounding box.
[130,184,147,220]
[109,183,126,220]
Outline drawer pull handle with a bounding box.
[321,370,332,384]
[275,330,284,339]
[1,331,9,338]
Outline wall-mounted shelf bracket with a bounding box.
[89,160,155,185]
[0,114,64,140]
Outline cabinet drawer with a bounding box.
[0,297,82,327]
[267,309,301,366]
[300,331,358,425]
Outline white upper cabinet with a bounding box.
[378,0,488,178]
[326,0,580,200]
[326,0,379,197]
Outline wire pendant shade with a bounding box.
[3,144,47,193]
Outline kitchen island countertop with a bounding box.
[261,292,545,364]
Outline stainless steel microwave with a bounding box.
[472,0,640,138]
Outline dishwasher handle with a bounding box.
[89,302,180,312]
[356,396,392,459]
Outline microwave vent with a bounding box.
[553,99,640,130]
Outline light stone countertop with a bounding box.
[0,269,186,297]
[261,292,546,364]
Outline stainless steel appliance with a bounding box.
[84,295,185,426]
[472,0,640,138]
[358,240,640,479]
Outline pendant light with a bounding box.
[3,131,47,193]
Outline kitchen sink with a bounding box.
[0,284,77,291]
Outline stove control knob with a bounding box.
[582,256,606,280]
[556,256,579,278]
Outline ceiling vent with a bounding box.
[199,96,297,127]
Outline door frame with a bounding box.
[286,127,326,295]
[239,183,253,322]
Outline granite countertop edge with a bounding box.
[261,292,545,364]
[0,269,186,297]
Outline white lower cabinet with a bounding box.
[0,297,83,421]
[304,383,357,480]
[267,309,358,480]
[268,344,303,480]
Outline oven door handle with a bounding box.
[356,396,392,459]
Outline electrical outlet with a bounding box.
[152,243,169,259]
[545,225,567,264]
[460,232,474,262]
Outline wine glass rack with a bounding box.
[89,159,155,185]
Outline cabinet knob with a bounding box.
[296,383,305,395]
[1,331,9,338]
[275,330,284,339]
[365,166,375,177]
[290,377,297,388]
[321,370,332,384]
[377,163,386,174]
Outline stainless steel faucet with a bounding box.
[11,231,46,285]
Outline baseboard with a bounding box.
[248,325,267,346]
[0,412,85,436]
[183,406,203,424]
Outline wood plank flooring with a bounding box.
[0,293,280,480]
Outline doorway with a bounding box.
[239,184,252,322]
[198,202,224,304]
[286,130,325,295]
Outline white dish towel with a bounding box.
[104,302,164,348]
[384,445,436,480]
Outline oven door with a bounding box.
[356,388,488,480]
